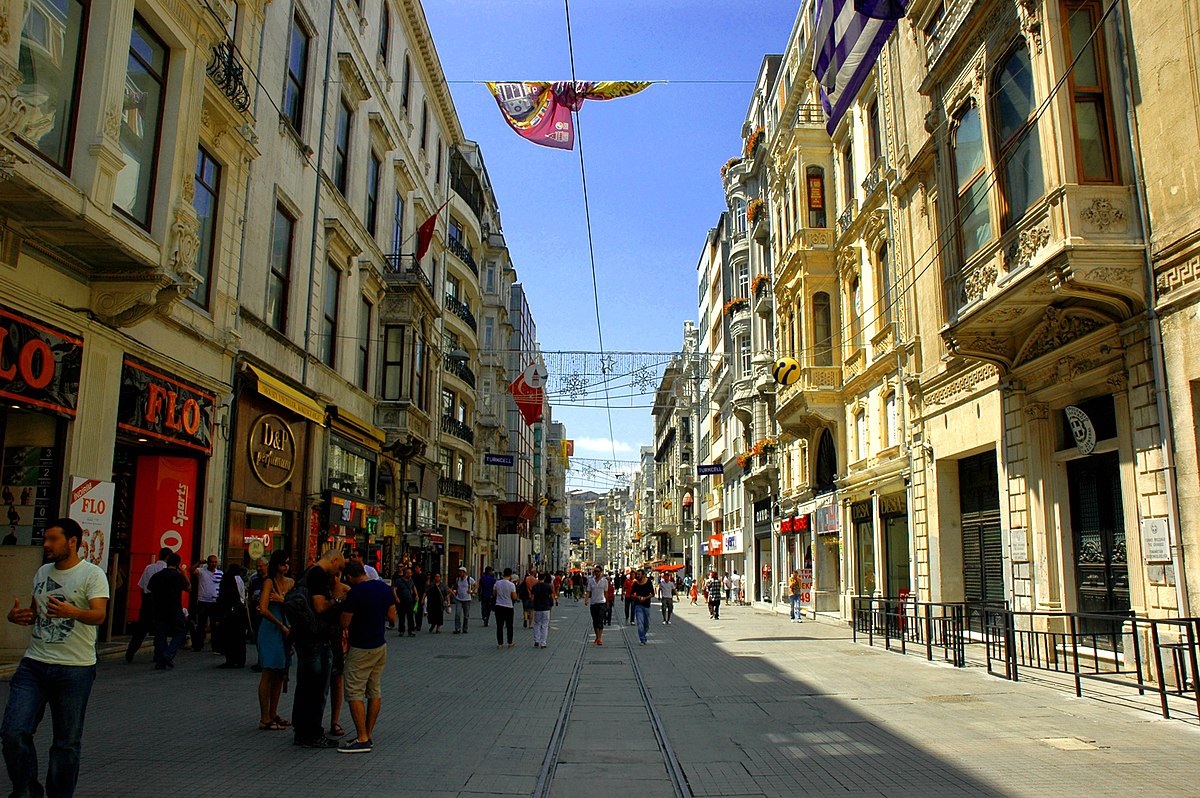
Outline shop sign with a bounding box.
[707,533,723,557]
[697,463,724,476]
[880,491,907,517]
[1141,518,1172,563]
[753,498,773,529]
[128,456,197,620]
[0,303,83,416]
[814,503,839,535]
[1010,527,1029,563]
[68,477,115,570]
[118,357,216,454]
[249,414,297,488]
[851,500,873,523]
[799,567,814,606]
[1064,405,1097,455]
[723,530,743,554]
[484,452,514,466]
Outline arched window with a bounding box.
[993,43,1043,226]
[877,243,892,327]
[806,166,827,228]
[813,292,833,367]
[953,105,991,260]
[884,391,898,448]
[854,409,868,461]
[733,199,747,233]
[814,428,837,493]
[849,276,863,351]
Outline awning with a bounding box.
[328,405,386,450]
[247,365,325,424]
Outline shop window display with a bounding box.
[0,409,61,546]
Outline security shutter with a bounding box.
[959,451,1003,608]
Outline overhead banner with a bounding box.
[813,0,908,134]
[508,359,548,426]
[118,357,217,454]
[485,81,651,149]
[0,303,83,416]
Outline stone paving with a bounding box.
[3,598,1200,797]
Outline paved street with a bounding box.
[4,599,1200,797]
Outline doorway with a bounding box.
[1067,451,1130,638]
[959,451,1003,626]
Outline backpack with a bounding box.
[282,581,320,641]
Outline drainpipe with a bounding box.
[1117,5,1189,618]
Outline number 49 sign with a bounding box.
[69,477,116,570]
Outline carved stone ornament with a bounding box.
[1015,306,1106,365]
[1016,0,1044,54]
[1005,225,1051,271]
[967,336,1009,358]
[169,203,201,277]
[0,9,10,47]
[1080,197,1125,231]
[962,263,998,303]
[104,104,122,142]
[1024,402,1050,422]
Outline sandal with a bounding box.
[258,721,287,731]
[273,717,291,727]
[329,724,346,737]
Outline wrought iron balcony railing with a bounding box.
[206,40,251,113]
[442,353,476,388]
[439,476,473,501]
[383,254,433,294]
[445,293,477,331]
[447,237,478,275]
[441,414,475,445]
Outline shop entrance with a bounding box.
[960,451,1003,625]
[884,516,910,598]
[1067,451,1130,637]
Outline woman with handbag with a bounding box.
[256,551,293,731]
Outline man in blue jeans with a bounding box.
[3,518,110,798]
[291,549,346,749]
[630,569,654,645]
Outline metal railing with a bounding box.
[440,414,474,444]
[795,103,824,127]
[438,476,473,501]
[837,201,856,236]
[852,596,982,667]
[442,353,476,388]
[206,40,251,113]
[983,608,1135,684]
[383,254,433,294]
[447,237,478,275]
[445,294,477,331]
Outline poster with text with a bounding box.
[68,477,116,569]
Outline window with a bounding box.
[1062,0,1116,183]
[953,106,991,260]
[813,292,833,367]
[923,2,946,45]
[446,273,461,302]
[284,14,309,132]
[400,54,411,111]
[267,205,294,332]
[441,387,454,418]
[333,97,351,194]
[188,147,221,308]
[788,309,797,357]
[382,326,404,400]
[993,43,1043,226]
[419,101,428,150]
[868,98,883,167]
[736,263,749,298]
[391,192,404,253]
[485,263,496,293]
[483,316,495,351]
[435,137,443,184]
[115,16,168,226]
[378,3,390,65]
[357,298,372,390]
[877,243,892,327]
[854,409,867,461]
[448,217,464,246]
[414,324,428,410]
[366,152,380,236]
[807,167,827,228]
[321,261,340,367]
[840,140,855,209]
[849,276,863,351]
[732,199,747,233]
[17,0,87,169]
[738,336,751,378]
[884,392,898,448]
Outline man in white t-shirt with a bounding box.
[3,518,109,798]
[450,566,476,634]
[191,555,222,652]
[658,573,677,625]
[125,545,171,663]
[584,566,609,646]
[731,571,742,605]
[492,568,518,648]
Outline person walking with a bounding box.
[631,570,654,645]
[2,518,109,798]
[604,574,615,626]
[518,571,536,629]
[722,572,732,603]
[493,568,518,648]
[659,573,676,625]
[531,573,554,649]
[290,549,345,749]
[478,566,496,628]
[705,571,723,620]
[424,572,447,633]
[124,546,171,663]
[215,563,249,668]
[689,579,699,605]
[191,555,223,652]
[327,571,350,740]
[392,567,417,637]
[410,564,427,632]
[732,570,743,605]
[789,570,804,623]
[584,566,609,646]
[256,551,292,732]
[450,566,475,634]
[147,553,189,670]
[622,571,636,625]
[337,561,396,753]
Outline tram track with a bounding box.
[534,617,692,797]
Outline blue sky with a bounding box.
[423,1,799,491]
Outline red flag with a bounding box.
[508,372,544,426]
[415,201,448,260]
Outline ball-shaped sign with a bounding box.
[773,357,802,386]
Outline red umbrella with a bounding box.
[653,563,685,572]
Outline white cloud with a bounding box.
[573,437,635,456]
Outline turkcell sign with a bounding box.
[549,517,563,524]
[484,453,515,466]
[697,463,724,476]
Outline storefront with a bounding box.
[812,499,840,612]
[851,499,875,597]
[880,490,910,599]
[323,407,384,566]
[753,497,773,602]
[227,364,322,568]
[777,513,812,588]
[113,355,217,631]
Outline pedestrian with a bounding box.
[722,572,731,603]
[1,518,109,798]
[689,580,699,605]
[337,560,397,753]
[631,570,654,645]
[191,554,222,652]
[392,566,417,637]
[424,571,447,633]
[328,570,350,740]
[256,550,292,732]
[552,571,563,606]
[732,570,743,605]
[248,557,269,669]
[478,566,496,627]
[789,570,804,623]
[411,564,427,632]
[215,563,249,668]
[584,566,609,646]
[124,546,171,663]
[147,553,189,670]
[622,571,636,625]
[493,568,518,648]
[604,573,615,626]
[705,571,723,620]
[519,571,536,628]
[348,548,380,580]
[659,573,676,625]
[289,548,345,749]
[450,566,475,634]
[531,572,554,649]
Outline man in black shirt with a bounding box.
[292,549,345,748]
[530,573,554,649]
[630,570,654,646]
[147,554,189,670]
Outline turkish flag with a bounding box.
[415,201,448,260]
[508,372,544,426]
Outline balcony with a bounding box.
[795,103,825,128]
[775,365,843,433]
[443,353,476,388]
[439,477,473,501]
[742,450,779,494]
[861,158,888,198]
[206,40,251,113]
[447,237,478,276]
[441,414,475,445]
[383,254,434,295]
[726,301,750,339]
[445,293,477,332]
[837,199,858,238]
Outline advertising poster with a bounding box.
[3,446,56,546]
[128,456,197,620]
[69,477,116,568]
